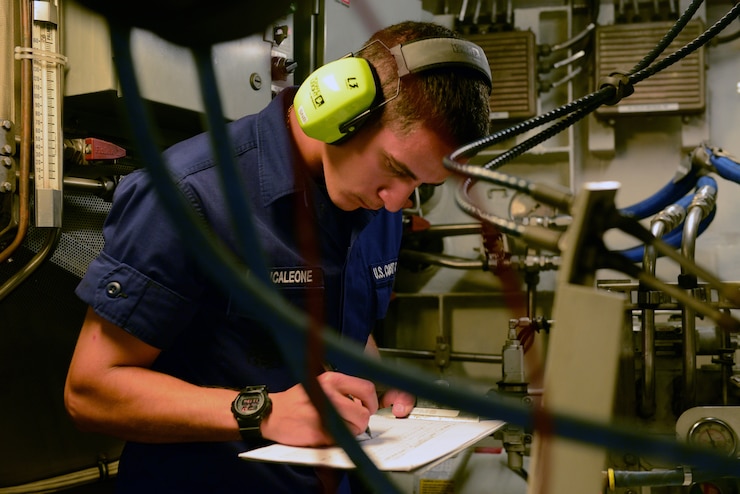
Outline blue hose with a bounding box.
[711,151,740,183]
[620,166,700,219]
[618,175,718,262]
[619,208,715,262]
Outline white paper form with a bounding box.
[239,412,505,472]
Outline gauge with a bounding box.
[687,417,738,457]
[509,192,558,225]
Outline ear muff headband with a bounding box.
[294,37,492,144]
[390,38,492,85]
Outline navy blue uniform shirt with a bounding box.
[75,88,402,493]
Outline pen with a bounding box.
[326,363,372,439]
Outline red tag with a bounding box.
[338,0,350,6]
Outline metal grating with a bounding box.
[595,20,705,117]
[465,30,537,121]
[24,191,109,279]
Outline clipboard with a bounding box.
[238,408,505,472]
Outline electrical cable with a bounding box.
[629,0,704,73]
[714,2,740,44]
[715,26,740,43]
[549,22,595,53]
[446,0,740,173]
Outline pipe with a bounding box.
[639,204,685,417]
[378,347,503,364]
[458,0,469,22]
[0,227,61,301]
[0,459,118,494]
[604,466,713,490]
[550,23,596,53]
[680,182,717,410]
[0,0,31,265]
[408,223,483,238]
[399,249,485,269]
[63,175,119,200]
[0,0,12,119]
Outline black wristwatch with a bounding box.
[231,385,272,441]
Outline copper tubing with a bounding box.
[0,0,31,264]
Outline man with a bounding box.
[64,20,491,493]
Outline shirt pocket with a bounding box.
[370,260,397,319]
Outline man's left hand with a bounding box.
[379,389,415,418]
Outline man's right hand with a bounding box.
[261,371,378,447]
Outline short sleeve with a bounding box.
[75,169,206,349]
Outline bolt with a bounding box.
[1,157,11,167]
[250,73,263,90]
[2,182,12,192]
[1,120,11,130]
[1,144,11,155]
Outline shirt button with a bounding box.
[105,281,122,298]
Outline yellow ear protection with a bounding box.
[293,37,492,144]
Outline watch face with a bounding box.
[235,393,265,417]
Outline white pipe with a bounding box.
[0,461,118,494]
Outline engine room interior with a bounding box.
[1,0,740,493]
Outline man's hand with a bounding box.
[364,334,415,418]
[379,388,415,418]
[261,371,378,447]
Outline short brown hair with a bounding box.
[360,21,491,147]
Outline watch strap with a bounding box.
[232,385,271,441]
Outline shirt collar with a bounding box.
[256,87,305,207]
[255,88,378,230]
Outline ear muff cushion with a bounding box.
[294,57,378,143]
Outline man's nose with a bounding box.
[378,182,417,213]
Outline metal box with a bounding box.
[594,20,705,118]
[465,30,538,121]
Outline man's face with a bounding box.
[322,124,455,213]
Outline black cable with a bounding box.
[630,0,704,73]
[715,26,740,43]
[630,2,740,86]
[447,1,740,173]
[480,94,605,169]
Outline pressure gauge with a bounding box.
[687,417,738,457]
[509,192,558,225]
